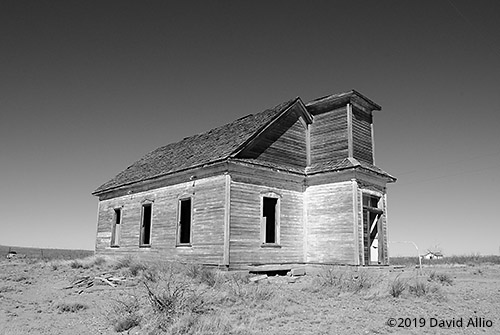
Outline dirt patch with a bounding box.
[0,259,499,334]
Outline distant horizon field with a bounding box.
[0,244,94,260]
[2,244,500,265]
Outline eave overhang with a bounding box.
[305,90,382,115]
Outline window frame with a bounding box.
[361,191,383,264]
[110,207,122,248]
[260,192,281,247]
[139,202,153,247]
[176,197,193,247]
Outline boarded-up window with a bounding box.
[178,198,192,245]
[262,196,279,244]
[140,203,152,246]
[111,208,121,247]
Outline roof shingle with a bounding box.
[92,99,297,194]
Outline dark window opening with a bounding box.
[111,208,121,247]
[263,197,278,243]
[178,198,192,244]
[362,194,382,265]
[140,204,152,246]
[363,194,379,208]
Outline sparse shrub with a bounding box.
[141,263,211,328]
[429,271,453,286]
[317,267,375,293]
[185,263,202,279]
[129,262,148,276]
[184,263,220,287]
[110,296,142,332]
[114,255,133,270]
[142,265,160,283]
[56,302,88,313]
[143,279,207,321]
[92,256,106,267]
[113,256,148,276]
[70,259,84,269]
[225,273,251,301]
[224,275,276,304]
[389,275,406,298]
[249,283,275,301]
[408,280,441,297]
[409,280,428,297]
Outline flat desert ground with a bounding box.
[1,256,499,334]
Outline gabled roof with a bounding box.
[306,89,382,114]
[93,91,395,196]
[92,98,299,195]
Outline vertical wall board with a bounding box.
[356,189,364,265]
[237,112,308,168]
[223,174,231,266]
[95,175,227,265]
[351,179,360,265]
[305,181,356,264]
[381,193,389,264]
[229,181,304,265]
[309,106,348,165]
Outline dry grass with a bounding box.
[3,253,500,334]
[388,275,406,298]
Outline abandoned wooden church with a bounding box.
[92,90,396,268]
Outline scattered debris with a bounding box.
[291,267,306,276]
[249,274,268,283]
[6,250,17,259]
[64,274,127,293]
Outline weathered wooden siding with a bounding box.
[238,112,307,168]
[95,175,226,264]
[354,185,363,265]
[305,181,356,264]
[310,107,348,165]
[380,194,388,264]
[229,181,304,265]
[352,107,373,164]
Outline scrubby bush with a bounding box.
[316,267,376,293]
[113,255,133,270]
[112,255,148,276]
[70,259,85,269]
[429,271,453,286]
[139,262,214,332]
[184,263,221,287]
[109,296,142,332]
[389,275,406,298]
[408,280,441,297]
[92,256,106,267]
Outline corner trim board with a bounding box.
[223,174,231,266]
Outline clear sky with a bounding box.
[1,1,499,256]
